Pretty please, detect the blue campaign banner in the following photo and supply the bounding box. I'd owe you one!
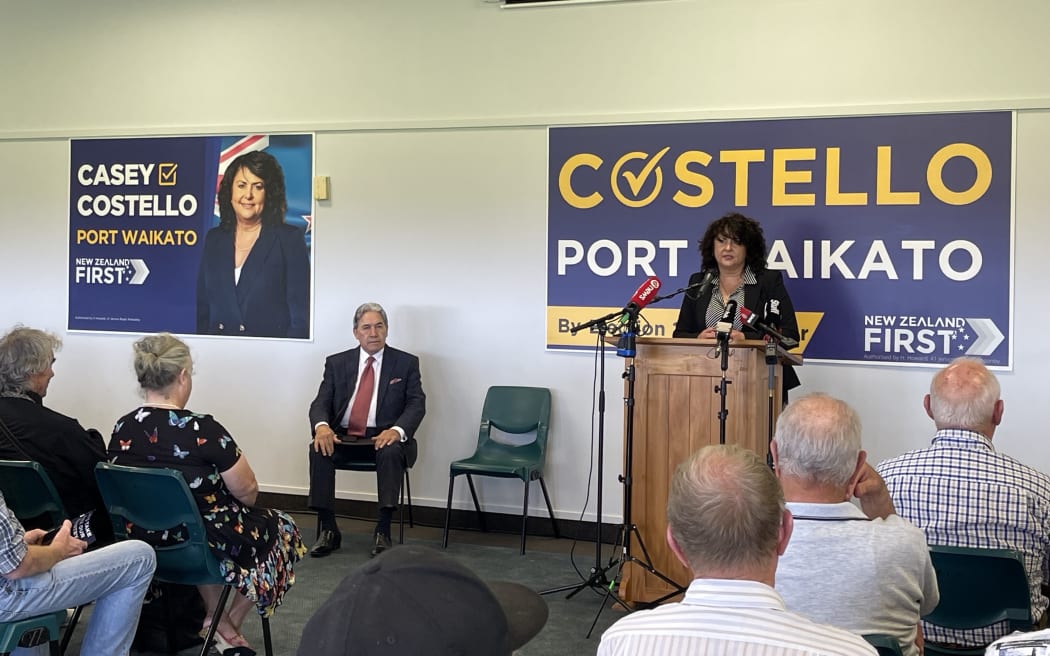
[547,112,1013,367]
[68,134,314,339]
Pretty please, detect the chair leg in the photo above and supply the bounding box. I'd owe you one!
[397,487,406,545]
[539,476,560,538]
[520,479,531,555]
[198,586,233,656]
[261,616,273,656]
[162,584,178,653]
[443,475,455,548]
[466,474,486,532]
[404,470,414,528]
[60,604,85,654]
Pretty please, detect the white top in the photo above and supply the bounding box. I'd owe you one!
[777,501,940,656]
[597,578,876,656]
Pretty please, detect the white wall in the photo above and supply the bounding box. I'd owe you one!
[1,0,1049,522]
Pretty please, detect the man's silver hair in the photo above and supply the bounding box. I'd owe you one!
[928,356,1000,430]
[353,303,388,329]
[0,327,61,395]
[773,393,862,488]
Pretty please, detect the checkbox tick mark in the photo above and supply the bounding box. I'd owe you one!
[621,146,671,196]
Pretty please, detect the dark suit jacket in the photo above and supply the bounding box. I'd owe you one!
[196,222,310,338]
[673,268,801,389]
[308,346,426,466]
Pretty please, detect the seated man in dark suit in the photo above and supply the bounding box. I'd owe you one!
[308,303,426,558]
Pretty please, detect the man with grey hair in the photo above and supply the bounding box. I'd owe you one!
[0,326,111,541]
[773,393,938,656]
[878,357,1050,648]
[598,444,875,656]
[308,303,426,558]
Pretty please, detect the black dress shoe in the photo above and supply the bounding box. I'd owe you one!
[310,530,342,558]
[370,532,392,558]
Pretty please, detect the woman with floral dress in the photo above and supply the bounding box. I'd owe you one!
[109,333,306,654]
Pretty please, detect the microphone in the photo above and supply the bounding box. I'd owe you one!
[569,275,663,336]
[616,275,661,357]
[715,299,738,336]
[762,299,782,328]
[686,270,715,298]
[618,275,662,323]
[739,306,799,349]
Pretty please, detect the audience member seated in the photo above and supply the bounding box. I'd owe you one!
[107,333,307,655]
[0,489,156,656]
[772,393,939,656]
[597,444,876,656]
[0,326,113,542]
[297,544,548,656]
[878,356,1050,647]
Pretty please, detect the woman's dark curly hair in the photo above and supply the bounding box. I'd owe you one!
[699,212,768,273]
[216,150,288,230]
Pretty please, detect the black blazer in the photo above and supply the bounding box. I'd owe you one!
[308,346,427,466]
[673,268,801,390]
[196,223,310,338]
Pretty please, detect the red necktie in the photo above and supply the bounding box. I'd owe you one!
[346,356,375,437]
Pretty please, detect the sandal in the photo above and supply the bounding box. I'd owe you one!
[200,624,256,656]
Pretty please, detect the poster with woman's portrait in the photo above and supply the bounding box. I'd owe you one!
[68,134,314,340]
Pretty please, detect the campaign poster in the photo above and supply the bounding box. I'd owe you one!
[68,134,314,339]
[547,112,1013,368]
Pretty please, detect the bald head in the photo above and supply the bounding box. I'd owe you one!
[926,357,1002,437]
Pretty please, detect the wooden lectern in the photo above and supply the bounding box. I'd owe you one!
[617,338,802,604]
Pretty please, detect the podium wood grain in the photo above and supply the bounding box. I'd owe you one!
[618,338,794,604]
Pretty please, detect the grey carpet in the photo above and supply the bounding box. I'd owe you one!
[61,514,627,655]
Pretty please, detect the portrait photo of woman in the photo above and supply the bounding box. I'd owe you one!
[196,149,311,339]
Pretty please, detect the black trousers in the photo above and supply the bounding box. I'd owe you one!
[307,429,414,513]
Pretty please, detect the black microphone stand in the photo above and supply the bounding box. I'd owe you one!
[764,336,779,466]
[540,316,632,617]
[582,306,687,636]
[715,323,732,445]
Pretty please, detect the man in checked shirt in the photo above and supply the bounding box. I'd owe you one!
[878,356,1050,648]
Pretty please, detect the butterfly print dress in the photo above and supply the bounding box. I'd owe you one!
[108,407,306,617]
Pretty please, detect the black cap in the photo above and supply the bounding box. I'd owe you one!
[297,545,549,655]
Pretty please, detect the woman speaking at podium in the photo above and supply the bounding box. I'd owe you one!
[673,212,800,391]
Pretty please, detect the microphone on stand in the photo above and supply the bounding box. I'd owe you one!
[616,276,662,357]
[739,305,799,349]
[715,299,738,336]
[714,300,737,356]
[686,270,716,299]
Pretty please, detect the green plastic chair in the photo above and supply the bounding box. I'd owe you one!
[94,463,273,656]
[442,386,560,554]
[0,460,84,654]
[0,460,65,530]
[0,610,66,656]
[863,633,904,656]
[923,545,1034,656]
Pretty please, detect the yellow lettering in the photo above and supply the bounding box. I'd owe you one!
[927,143,992,206]
[718,149,765,207]
[558,153,603,209]
[772,148,816,206]
[672,150,714,208]
[825,147,868,206]
[876,146,920,205]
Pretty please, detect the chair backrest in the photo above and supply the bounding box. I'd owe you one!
[0,460,65,528]
[94,462,223,585]
[477,386,552,457]
[923,545,1032,632]
[863,634,904,656]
